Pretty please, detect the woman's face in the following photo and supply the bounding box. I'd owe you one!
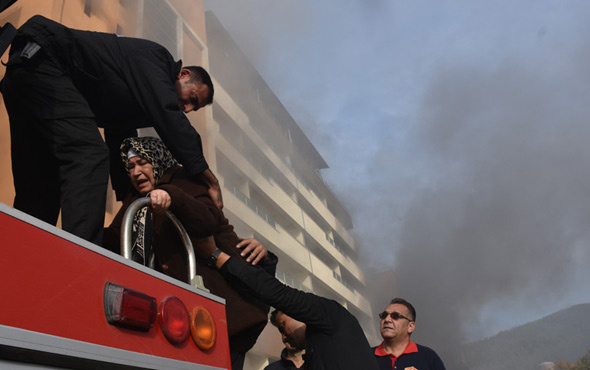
[127,156,155,195]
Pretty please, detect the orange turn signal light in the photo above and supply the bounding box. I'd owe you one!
[190,306,216,351]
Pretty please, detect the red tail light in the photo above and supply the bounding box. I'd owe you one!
[104,282,157,331]
[158,296,190,345]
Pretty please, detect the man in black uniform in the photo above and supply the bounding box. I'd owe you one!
[264,309,305,370]
[197,237,380,370]
[1,15,220,246]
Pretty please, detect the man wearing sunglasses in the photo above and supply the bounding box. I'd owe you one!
[373,298,446,370]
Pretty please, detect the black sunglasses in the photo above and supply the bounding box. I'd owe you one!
[379,311,413,322]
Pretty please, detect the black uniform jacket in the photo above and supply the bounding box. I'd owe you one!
[264,348,302,370]
[221,257,380,370]
[15,15,208,197]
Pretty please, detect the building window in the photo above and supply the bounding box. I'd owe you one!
[225,180,277,229]
[276,269,310,293]
[181,25,204,66]
[325,232,335,246]
[333,271,354,292]
[142,0,179,59]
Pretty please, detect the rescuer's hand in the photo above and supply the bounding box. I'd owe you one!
[198,169,223,210]
[236,238,268,265]
[149,189,171,213]
[208,184,223,210]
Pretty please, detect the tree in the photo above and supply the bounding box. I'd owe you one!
[554,350,590,370]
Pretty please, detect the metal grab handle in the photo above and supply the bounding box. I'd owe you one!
[121,197,206,290]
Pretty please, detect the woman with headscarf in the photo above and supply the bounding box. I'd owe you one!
[103,136,276,370]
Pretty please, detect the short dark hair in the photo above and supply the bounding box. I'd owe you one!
[184,65,214,105]
[270,309,280,327]
[389,298,416,322]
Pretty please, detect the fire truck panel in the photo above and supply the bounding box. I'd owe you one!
[0,203,231,369]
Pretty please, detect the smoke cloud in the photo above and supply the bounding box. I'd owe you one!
[383,60,590,356]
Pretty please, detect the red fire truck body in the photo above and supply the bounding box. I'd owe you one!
[0,202,231,369]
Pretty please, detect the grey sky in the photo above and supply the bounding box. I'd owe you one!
[205,0,590,356]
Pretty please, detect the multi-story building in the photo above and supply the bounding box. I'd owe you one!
[203,11,376,368]
[0,1,377,368]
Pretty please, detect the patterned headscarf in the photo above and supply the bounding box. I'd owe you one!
[120,136,179,267]
[120,136,179,185]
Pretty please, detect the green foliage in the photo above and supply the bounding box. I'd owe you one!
[555,349,590,370]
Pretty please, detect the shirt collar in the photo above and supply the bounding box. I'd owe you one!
[375,340,418,358]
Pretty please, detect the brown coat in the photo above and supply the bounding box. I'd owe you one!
[104,165,275,353]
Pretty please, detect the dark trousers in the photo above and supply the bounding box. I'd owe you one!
[1,46,109,246]
[231,351,246,370]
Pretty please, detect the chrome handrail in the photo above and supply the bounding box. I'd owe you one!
[121,197,207,290]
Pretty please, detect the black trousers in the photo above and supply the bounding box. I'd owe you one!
[1,46,109,246]
[230,351,245,370]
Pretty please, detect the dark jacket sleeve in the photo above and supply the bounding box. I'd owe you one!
[260,251,278,277]
[220,257,338,332]
[120,43,208,176]
[157,183,222,238]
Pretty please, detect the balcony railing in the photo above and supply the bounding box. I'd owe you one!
[224,181,277,229]
[276,269,311,293]
[332,271,354,292]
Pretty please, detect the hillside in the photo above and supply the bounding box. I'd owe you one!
[462,303,590,369]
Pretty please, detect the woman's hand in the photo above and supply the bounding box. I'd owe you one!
[148,189,171,213]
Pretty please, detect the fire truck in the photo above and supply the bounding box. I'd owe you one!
[0,200,232,369]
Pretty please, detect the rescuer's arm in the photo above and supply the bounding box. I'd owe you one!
[122,48,223,210]
[198,168,223,210]
[195,237,335,330]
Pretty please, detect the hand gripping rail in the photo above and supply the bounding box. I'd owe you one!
[120,197,208,291]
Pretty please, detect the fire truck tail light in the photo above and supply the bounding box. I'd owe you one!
[104,282,157,331]
[190,306,216,351]
[158,296,190,345]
